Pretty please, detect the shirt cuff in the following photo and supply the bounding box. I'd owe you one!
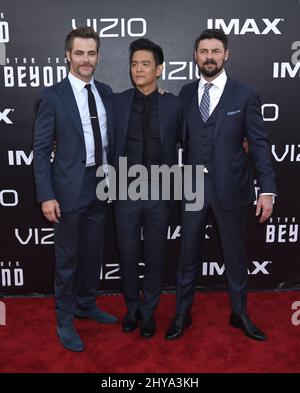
[260,193,276,204]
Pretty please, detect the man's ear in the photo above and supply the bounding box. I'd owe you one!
[224,49,229,62]
[66,50,71,63]
[156,64,163,78]
[194,50,197,62]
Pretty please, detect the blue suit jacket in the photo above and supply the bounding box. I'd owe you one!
[33,77,114,212]
[180,77,277,210]
[113,88,181,168]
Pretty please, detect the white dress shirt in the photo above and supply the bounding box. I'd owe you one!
[197,69,227,116]
[68,72,108,167]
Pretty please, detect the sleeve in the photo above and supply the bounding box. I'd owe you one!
[245,90,277,195]
[32,90,56,203]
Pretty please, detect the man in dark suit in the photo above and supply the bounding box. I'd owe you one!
[165,29,277,341]
[113,39,181,338]
[33,27,118,352]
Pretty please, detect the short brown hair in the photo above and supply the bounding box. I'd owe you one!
[194,29,228,52]
[65,26,100,53]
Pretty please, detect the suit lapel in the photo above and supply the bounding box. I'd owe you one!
[56,78,84,139]
[95,81,114,154]
[212,77,236,141]
[120,89,135,154]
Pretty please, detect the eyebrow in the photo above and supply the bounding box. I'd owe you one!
[73,49,97,53]
[131,60,151,63]
[199,48,222,51]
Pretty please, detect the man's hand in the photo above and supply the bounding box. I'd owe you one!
[243,137,249,154]
[255,195,273,223]
[158,87,166,95]
[42,199,61,223]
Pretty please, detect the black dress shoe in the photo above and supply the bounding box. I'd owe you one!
[122,311,139,332]
[229,313,267,341]
[165,314,192,340]
[140,317,156,339]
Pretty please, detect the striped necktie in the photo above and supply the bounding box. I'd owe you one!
[85,83,103,166]
[199,83,213,123]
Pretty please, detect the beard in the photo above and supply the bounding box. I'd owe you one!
[198,59,225,78]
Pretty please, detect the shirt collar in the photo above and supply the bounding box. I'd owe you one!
[134,87,158,101]
[68,72,95,92]
[198,69,227,91]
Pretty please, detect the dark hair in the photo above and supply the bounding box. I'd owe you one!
[194,29,228,51]
[129,38,164,66]
[65,26,100,53]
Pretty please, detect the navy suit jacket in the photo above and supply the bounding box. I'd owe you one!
[113,88,181,168]
[33,77,114,212]
[180,77,277,210]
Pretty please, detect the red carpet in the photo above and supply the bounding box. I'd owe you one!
[0,291,299,373]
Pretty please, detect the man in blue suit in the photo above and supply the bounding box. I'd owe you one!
[165,29,277,341]
[113,39,181,338]
[33,27,118,352]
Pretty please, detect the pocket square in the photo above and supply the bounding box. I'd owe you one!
[227,109,241,116]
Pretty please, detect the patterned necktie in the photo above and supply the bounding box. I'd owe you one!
[199,83,213,123]
[85,83,103,166]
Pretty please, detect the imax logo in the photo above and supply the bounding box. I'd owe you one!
[202,261,271,276]
[166,224,212,240]
[8,150,33,166]
[207,18,283,35]
[0,108,14,124]
[273,62,300,78]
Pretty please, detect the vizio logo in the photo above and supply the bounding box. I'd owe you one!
[0,109,14,124]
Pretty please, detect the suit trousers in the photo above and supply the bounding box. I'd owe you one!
[176,172,250,316]
[114,195,171,318]
[54,166,108,327]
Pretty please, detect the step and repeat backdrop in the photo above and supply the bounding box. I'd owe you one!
[0,0,299,295]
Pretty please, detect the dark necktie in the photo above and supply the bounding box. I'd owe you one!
[199,83,213,123]
[85,83,102,166]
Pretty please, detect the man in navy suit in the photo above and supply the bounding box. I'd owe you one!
[33,27,118,352]
[113,39,181,338]
[165,29,277,341]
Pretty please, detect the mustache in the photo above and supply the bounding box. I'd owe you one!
[203,60,217,65]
